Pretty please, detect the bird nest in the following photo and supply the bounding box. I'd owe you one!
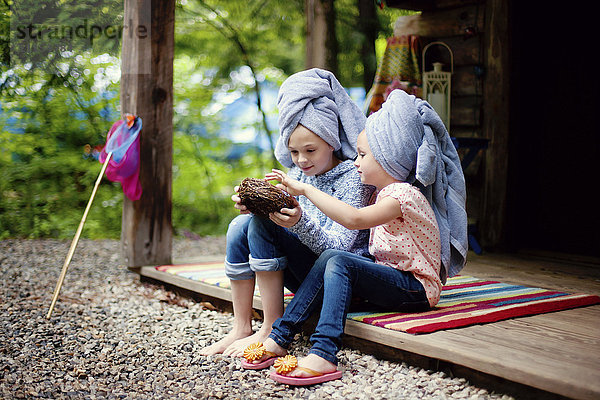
[238,178,296,216]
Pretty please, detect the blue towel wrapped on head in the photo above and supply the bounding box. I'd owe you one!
[276,68,366,167]
[365,89,468,281]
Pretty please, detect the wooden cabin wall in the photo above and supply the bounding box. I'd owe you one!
[391,0,598,260]
[393,1,485,134]
[393,0,491,248]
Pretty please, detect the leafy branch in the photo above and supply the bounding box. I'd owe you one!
[186,0,278,168]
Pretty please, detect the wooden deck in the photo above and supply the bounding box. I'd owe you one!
[137,251,600,400]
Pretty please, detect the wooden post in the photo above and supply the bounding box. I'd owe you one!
[120,0,174,267]
[480,0,510,250]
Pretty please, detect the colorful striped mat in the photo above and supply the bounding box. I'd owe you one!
[347,275,600,333]
[155,262,600,334]
[155,261,295,303]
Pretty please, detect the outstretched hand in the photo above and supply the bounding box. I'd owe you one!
[265,169,307,197]
[265,169,303,227]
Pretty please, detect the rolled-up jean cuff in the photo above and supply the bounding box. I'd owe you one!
[249,255,287,272]
[308,348,338,366]
[268,331,292,350]
[224,260,254,280]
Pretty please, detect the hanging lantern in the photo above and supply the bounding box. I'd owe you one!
[422,41,453,130]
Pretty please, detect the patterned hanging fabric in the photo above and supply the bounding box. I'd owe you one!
[365,35,422,115]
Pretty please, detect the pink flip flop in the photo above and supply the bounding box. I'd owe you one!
[269,355,342,386]
[269,367,342,386]
[241,342,281,370]
[241,354,278,370]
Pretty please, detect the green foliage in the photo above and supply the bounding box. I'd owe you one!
[1,0,416,240]
[5,0,123,68]
[0,53,122,239]
[172,130,270,236]
[0,148,123,239]
[176,0,305,80]
[176,0,411,88]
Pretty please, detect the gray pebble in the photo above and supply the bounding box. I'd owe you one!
[0,238,514,399]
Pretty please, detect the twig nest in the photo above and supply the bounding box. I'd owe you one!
[238,178,296,216]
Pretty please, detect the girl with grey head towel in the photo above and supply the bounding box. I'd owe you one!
[199,68,375,358]
[241,89,467,386]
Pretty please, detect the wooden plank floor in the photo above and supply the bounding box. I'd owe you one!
[138,251,600,400]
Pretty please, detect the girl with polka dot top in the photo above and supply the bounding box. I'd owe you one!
[256,129,441,385]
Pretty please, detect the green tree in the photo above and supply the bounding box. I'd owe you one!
[0,53,123,239]
[1,0,126,239]
[0,0,414,239]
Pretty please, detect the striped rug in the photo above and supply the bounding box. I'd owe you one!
[155,261,295,303]
[347,275,600,333]
[155,262,600,334]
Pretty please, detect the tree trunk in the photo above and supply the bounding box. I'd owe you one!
[120,0,174,267]
[357,0,378,93]
[305,0,338,75]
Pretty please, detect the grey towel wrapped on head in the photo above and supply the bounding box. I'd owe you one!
[275,68,366,167]
[365,89,468,281]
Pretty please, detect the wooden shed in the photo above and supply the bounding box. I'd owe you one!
[120,0,598,267]
[387,0,599,262]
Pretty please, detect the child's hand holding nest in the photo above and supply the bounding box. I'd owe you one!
[237,177,297,217]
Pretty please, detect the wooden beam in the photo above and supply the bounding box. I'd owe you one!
[120,0,174,267]
[393,4,485,38]
[479,0,510,249]
[358,0,378,92]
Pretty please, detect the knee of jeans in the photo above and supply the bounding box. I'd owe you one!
[318,249,351,264]
[225,261,254,280]
[247,214,274,238]
[319,248,339,259]
[226,214,252,242]
[323,255,348,279]
[315,249,342,269]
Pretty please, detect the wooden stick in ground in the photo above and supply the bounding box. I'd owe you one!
[46,152,113,319]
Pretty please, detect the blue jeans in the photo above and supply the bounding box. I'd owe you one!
[269,249,430,365]
[225,214,318,293]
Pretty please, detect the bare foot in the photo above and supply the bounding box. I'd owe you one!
[286,353,337,377]
[199,328,253,356]
[223,327,272,357]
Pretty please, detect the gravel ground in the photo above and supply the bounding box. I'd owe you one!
[0,238,515,399]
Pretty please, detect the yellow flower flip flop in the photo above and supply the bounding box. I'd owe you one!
[241,342,280,370]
